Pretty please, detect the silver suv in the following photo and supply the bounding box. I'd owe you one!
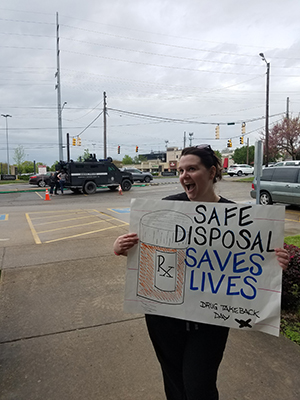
[250,166,300,205]
[227,164,254,177]
[121,168,153,183]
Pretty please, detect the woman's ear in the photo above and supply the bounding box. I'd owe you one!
[209,165,216,180]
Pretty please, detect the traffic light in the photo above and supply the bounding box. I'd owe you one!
[136,146,138,153]
[240,136,244,145]
[227,139,232,148]
[215,125,220,139]
[77,137,81,146]
[241,122,246,135]
[117,145,120,154]
[72,138,76,146]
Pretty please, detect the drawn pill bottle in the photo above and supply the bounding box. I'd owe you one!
[137,210,192,305]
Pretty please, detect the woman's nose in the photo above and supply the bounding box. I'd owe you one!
[180,170,188,179]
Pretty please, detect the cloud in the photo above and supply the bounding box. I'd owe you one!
[0,0,299,165]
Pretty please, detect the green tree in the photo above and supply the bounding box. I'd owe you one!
[133,155,147,164]
[232,146,255,164]
[214,150,222,161]
[122,155,133,165]
[50,161,59,171]
[13,145,26,174]
[21,161,35,173]
[77,148,91,162]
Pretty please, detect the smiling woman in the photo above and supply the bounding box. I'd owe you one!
[178,146,223,202]
[113,144,289,400]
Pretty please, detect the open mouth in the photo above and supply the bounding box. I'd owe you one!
[185,183,195,193]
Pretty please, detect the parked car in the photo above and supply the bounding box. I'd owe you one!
[29,172,51,187]
[121,168,153,183]
[274,161,300,167]
[250,166,300,206]
[227,164,254,176]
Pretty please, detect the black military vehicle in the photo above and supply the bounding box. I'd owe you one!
[56,156,133,195]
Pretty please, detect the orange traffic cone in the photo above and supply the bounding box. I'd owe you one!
[118,185,123,195]
[44,189,51,201]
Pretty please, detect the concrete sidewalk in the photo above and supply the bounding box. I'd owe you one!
[0,224,300,400]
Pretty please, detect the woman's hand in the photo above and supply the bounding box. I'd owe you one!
[275,248,289,271]
[113,233,139,256]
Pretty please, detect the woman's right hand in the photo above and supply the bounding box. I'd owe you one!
[113,233,139,256]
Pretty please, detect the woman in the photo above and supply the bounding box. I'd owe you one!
[58,170,67,195]
[113,145,289,400]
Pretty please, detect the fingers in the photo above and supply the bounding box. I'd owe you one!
[275,248,290,271]
[114,233,139,256]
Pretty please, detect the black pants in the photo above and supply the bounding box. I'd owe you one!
[145,314,229,400]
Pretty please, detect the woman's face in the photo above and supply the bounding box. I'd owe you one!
[178,154,216,202]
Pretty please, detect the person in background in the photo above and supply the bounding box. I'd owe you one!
[49,172,56,196]
[58,169,67,195]
[113,145,289,400]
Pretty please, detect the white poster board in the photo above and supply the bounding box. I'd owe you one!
[124,199,285,337]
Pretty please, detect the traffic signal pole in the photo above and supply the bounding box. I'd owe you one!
[67,133,70,161]
[103,92,107,159]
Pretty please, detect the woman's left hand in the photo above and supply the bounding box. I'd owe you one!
[275,248,289,270]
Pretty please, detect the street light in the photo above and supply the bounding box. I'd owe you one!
[259,53,270,166]
[1,114,12,174]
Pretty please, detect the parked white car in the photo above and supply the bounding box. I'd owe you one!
[227,164,254,176]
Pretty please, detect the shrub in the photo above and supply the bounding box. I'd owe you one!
[282,244,300,311]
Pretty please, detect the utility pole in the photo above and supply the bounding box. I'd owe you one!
[246,137,249,164]
[189,132,194,146]
[183,131,186,148]
[286,97,289,119]
[103,91,107,159]
[1,114,12,174]
[259,53,270,166]
[56,12,63,161]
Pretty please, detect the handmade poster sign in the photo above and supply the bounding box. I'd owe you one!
[124,198,285,337]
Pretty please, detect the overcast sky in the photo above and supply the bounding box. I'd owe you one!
[0,0,300,166]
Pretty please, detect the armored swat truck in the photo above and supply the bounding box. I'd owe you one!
[56,156,133,195]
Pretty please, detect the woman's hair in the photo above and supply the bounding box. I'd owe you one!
[180,145,223,183]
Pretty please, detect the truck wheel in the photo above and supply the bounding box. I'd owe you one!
[83,181,97,194]
[121,179,132,191]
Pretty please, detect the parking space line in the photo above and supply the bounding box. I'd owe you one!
[285,210,300,222]
[30,211,88,221]
[25,213,42,244]
[43,222,128,243]
[37,218,117,234]
[25,209,129,244]
[35,192,44,199]
[285,218,300,223]
[108,208,130,214]
[33,214,100,226]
